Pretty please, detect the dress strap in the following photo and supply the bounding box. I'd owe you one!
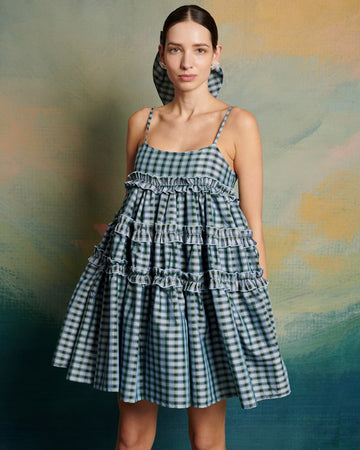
[144,107,154,143]
[213,106,233,145]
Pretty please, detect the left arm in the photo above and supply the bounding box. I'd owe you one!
[233,109,268,281]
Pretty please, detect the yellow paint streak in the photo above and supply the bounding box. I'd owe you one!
[205,0,360,61]
[302,252,354,275]
[295,170,360,242]
[285,250,359,314]
[263,225,301,277]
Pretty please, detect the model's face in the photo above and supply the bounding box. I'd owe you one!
[159,20,221,94]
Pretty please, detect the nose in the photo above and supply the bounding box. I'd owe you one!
[180,50,193,69]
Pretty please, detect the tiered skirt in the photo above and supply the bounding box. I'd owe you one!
[53,172,291,409]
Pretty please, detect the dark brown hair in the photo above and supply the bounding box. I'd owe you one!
[160,4,218,50]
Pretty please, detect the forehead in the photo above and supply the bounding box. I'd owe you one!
[166,20,212,44]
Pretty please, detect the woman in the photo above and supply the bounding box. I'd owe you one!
[53,4,291,450]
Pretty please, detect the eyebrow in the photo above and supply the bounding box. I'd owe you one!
[167,42,210,47]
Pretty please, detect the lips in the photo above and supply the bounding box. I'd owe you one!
[179,74,197,81]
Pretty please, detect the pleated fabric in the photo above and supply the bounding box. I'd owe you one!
[52,106,291,409]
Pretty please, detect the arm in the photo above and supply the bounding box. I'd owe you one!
[125,107,151,181]
[233,109,269,281]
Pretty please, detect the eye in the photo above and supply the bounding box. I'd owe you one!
[197,48,206,54]
[169,47,180,53]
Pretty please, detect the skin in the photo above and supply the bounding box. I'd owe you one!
[117,18,268,450]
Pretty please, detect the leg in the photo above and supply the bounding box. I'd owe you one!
[115,394,159,450]
[187,399,227,450]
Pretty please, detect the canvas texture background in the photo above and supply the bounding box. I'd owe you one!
[0,1,359,448]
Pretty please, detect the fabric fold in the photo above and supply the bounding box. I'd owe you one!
[114,213,255,247]
[52,132,291,410]
[125,171,239,203]
[87,245,269,292]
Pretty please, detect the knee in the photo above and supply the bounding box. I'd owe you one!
[117,420,156,450]
[116,398,158,449]
[117,428,155,450]
[189,430,225,450]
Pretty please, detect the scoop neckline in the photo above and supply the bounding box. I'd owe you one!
[141,140,237,176]
[145,139,217,154]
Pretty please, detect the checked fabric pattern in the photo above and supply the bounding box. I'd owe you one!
[152,51,224,105]
[52,106,291,409]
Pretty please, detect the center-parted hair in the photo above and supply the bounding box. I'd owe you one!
[160,4,218,50]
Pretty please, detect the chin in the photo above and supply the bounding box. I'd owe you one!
[173,77,209,93]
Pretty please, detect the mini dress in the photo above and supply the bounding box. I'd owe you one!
[52,106,291,409]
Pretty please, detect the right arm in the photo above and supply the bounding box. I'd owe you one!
[125,107,152,181]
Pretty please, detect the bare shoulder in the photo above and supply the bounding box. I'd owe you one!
[126,107,153,151]
[128,106,152,129]
[228,106,262,155]
[229,106,260,133]
[125,107,152,160]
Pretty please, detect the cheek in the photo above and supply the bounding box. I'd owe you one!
[199,54,212,68]
[165,60,178,77]
[165,56,180,71]
[199,58,212,76]
[164,65,178,85]
[203,58,212,68]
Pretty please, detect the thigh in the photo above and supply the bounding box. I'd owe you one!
[187,398,227,435]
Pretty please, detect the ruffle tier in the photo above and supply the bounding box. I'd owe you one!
[125,170,239,203]
[88,244,269,293]
[113,212,256,246]
[52,170,291,409]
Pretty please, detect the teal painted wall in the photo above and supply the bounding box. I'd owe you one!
[1,1,359,448]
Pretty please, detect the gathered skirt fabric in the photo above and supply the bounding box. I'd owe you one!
[52,107,291,409]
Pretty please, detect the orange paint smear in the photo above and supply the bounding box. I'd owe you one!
[206,0,360,64]
[0,91,117,195]
[295,170,360,242]
[263,225,302,277]
[302,252,356,275]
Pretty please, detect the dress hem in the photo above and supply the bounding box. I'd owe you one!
[53,364,291,410]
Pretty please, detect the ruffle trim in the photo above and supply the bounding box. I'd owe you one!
[88,246,269,293]
[124,171,238,203]
[114,214,255,247]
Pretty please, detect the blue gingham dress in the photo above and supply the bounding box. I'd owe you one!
[53,106,291,409]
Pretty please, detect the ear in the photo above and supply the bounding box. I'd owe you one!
[158,44,165,62]
[212,44,223,64]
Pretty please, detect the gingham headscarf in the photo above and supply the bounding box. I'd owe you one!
[152,50,224,105]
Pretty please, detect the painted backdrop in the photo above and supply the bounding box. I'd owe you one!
[1,1,359,448]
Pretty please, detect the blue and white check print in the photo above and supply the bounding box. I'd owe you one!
[153,51,224,105]
[53,106,291,409]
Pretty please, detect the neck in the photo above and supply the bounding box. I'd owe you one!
[169,86,218,117]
